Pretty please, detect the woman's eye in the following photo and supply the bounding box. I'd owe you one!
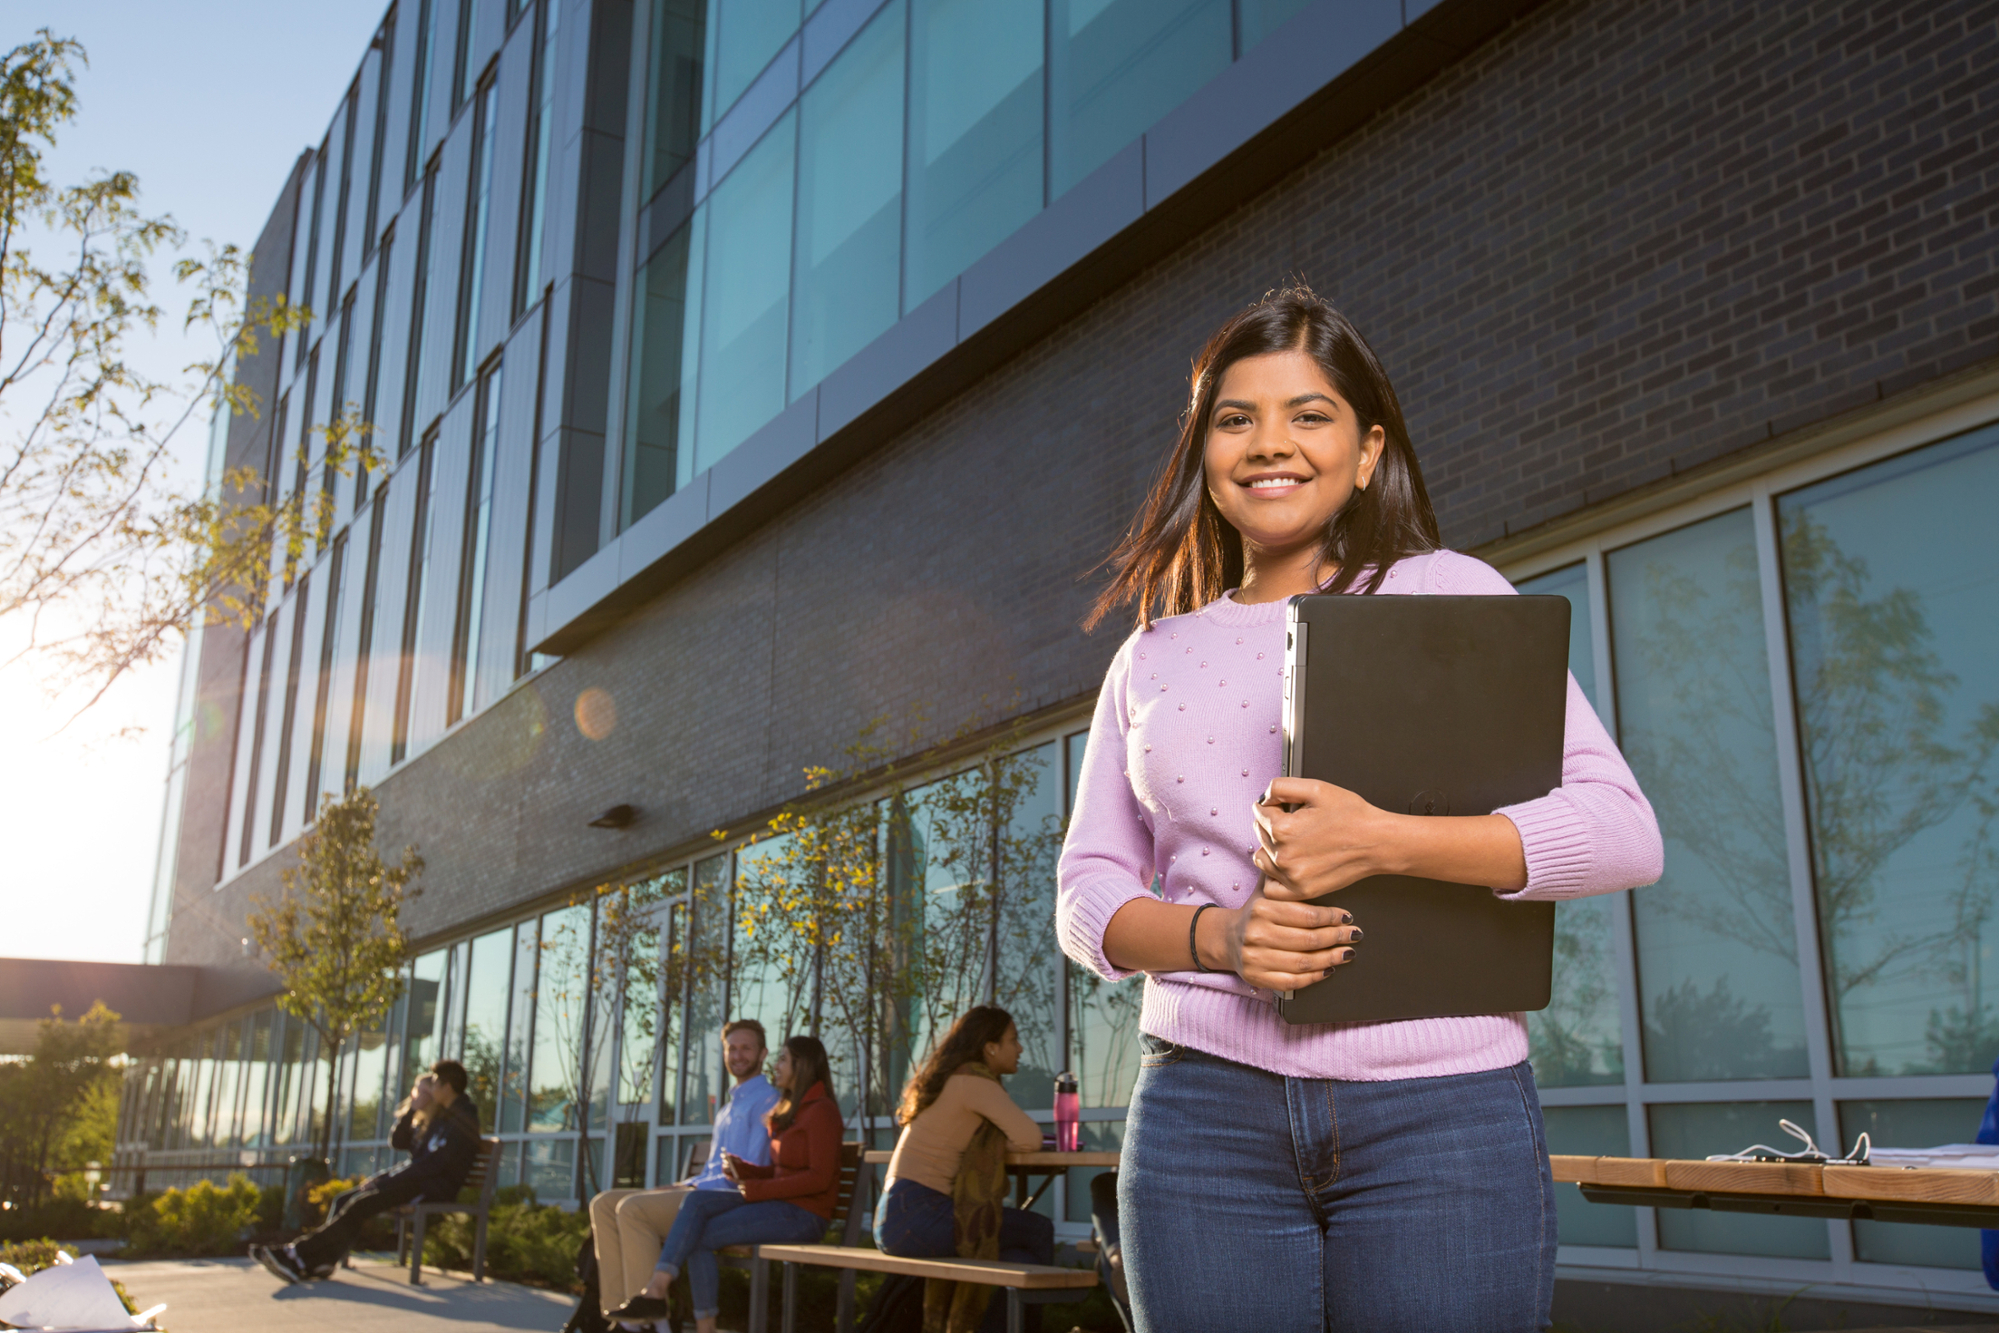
[1217,412,1250,428]
[1295,412,1330,425]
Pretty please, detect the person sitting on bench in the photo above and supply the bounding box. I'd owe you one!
[588,1019,778,1327]
[608,1036,841,1333]
[876,1006,1052,1333]
[253,1060,481,1283]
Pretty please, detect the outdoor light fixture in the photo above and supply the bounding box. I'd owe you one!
[588,804,638,830]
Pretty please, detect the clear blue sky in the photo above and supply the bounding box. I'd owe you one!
[2,3,391,963]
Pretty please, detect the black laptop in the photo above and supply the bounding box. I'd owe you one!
[1274,593,1570,1025]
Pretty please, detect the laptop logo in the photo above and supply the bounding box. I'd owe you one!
[1408,789,1450,816]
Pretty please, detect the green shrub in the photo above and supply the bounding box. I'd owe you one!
[0,1198,116,1244]
[125,1176,262,1257]
[420,1191,590,1291]
[256,1184,284,1231]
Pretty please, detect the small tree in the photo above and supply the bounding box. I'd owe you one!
[0,1001,122,1206]
[2,32,373,714]
[247,787,422,1162]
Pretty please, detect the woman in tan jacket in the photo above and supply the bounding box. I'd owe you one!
[876,1006,1053,1331]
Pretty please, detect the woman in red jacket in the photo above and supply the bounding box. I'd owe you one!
[609,1036,840,1333]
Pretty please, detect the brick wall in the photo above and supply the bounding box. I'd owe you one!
[168,0,1999,963]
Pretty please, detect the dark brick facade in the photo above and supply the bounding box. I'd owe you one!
[169,0,1999,964]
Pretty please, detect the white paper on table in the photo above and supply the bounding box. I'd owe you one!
[0,1255,159,1332]
[1868,1143,1999,1171]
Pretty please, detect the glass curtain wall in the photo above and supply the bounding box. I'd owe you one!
[1498,419,1999,1275]
[619,0,1358,533]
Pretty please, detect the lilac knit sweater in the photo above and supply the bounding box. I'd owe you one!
[1055,549,1663,1081]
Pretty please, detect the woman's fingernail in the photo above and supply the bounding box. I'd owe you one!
[1350,928,1364,941]
[1343,948,1357,962]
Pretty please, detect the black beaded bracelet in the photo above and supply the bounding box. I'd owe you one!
[1189,903,1217,973]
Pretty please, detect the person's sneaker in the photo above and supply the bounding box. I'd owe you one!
[252,1244,306,1285]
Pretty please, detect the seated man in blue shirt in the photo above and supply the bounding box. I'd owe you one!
[589,1019,779,1326]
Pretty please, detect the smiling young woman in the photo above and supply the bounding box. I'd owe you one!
[1057,286,1662,1333]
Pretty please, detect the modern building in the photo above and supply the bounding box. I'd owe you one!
[115,0,1997,1318]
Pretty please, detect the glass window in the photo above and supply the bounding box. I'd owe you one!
[455,80,500,394]
[1609,510,1808,1081]
[503,919,540,1131]
[892,778,994,1075]
[1648,1102,1829,1258]
[623,214,702,526]
[643,0,705,199]
[994,743,1062,1110]
[461,925,514,1119]
[905,0,1042,310]
[734,831,817,1042]
[405,949,448,1079]
[790,0,904,397]
[452,363,503,721]
[680,853,733,1124]
[708,0,800,128]
[515,0,562,313]
[391,431,438,766]
[1838,1098,1984,1268]
[621,872,684,1108]
[240,1011,275,1148]
[525,1136,576,1200]
[1047,0,1229,200]
[650,899,687,1124]
[1541,1105,1635,1247]
[532,904,593,1131]
[1517,564,1621,1087]
[695,113,795,471]
[302,535,347,823]
[347,1017,389,1141]
[406,0,439,192]
[401,165,439,457]
[1779,427,1999,1077]
[1237,0,1314,50]
[211,1022,244,1148]
[345,486,390,791]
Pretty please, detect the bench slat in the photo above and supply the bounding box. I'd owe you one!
[757,1244,1097,1290]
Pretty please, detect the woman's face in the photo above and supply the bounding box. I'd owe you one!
[771,1047,795,1095]
[982,1023,1024,1076]
[1202,348,1384,561]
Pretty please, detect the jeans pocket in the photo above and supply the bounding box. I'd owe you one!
[1138,1032,1182,1067]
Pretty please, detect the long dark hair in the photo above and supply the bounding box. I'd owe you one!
[1087,285,1440,629]
[766,1035,833,1134]
[896,1005,1014,1126]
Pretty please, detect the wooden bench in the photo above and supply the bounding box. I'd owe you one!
[757,1244,1097,1333]
[397,1136,500,1285]
[671,1138,869,1333]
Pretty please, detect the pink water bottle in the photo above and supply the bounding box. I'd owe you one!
[1054,1071,1080,1151]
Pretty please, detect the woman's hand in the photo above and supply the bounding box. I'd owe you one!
[1253,776,1531,894]
[720,1152,744,1183]
[410,1076,436,1111]
[1252,777,1398,899]
[1202,881,1361,990]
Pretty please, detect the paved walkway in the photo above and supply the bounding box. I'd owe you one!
[103,1256,577,1333]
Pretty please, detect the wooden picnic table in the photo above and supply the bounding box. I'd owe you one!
[863,1149,1121,1210]
[1551,1155,1999,1229]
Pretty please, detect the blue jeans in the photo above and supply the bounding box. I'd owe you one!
[1120,1035,1556,1333]
[875,1177,1055,1333]
[654,1188,826,1318]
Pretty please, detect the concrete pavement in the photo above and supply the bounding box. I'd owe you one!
[102,1256,576,1333]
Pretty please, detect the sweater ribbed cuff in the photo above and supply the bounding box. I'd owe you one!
[1495,791,1595,900]
[1057,873,1159,982]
